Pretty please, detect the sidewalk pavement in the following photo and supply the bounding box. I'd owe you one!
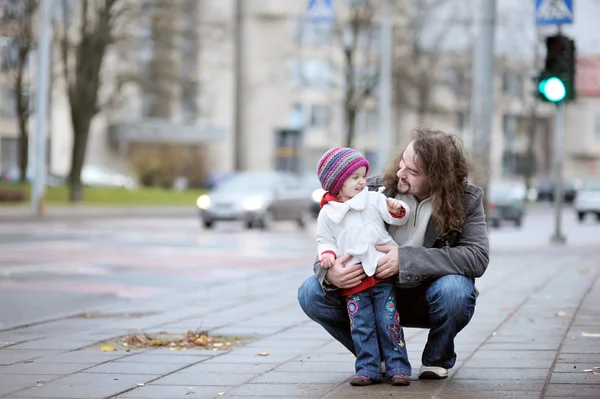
[0,206,195,222]
[1,246,599,399]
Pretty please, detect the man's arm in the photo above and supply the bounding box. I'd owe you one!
[396,186,489,282]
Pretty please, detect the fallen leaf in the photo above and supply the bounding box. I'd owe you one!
[581,332,600,338]
[257,352,269,356]
[36,383,43,387]
[137,383,145,387]
[492,332,497,336]
[217,393,225,396]
[556,311,568,317]
[196,335,210,346]
[579,268,589,275]
[584,369,594,373]
[213,343,224,348]
[101,344,117,352]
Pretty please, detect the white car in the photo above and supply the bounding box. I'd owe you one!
[81,165,138,190]
[574,179,600,222]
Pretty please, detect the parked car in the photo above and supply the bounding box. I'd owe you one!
[488,185,525,228]
[574,179,600,222]
[196,170,312,230]
[0,165,65,187]
[300,173,325,218]
[81,165,138,190]
[536,178,577,203]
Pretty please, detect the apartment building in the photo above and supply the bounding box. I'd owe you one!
[1,0,598,184]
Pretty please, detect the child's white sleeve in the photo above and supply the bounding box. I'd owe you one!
[316,212,338,257]
[374,192,410,226]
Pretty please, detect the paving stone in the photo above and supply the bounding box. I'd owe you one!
[6,337,97,351]
[203,351,300,364]
[273,360,355,374]
[468,350,557,360]
[0,362,95,375]
[478,342,561,351]
[553,363,599,373]
[224,382,339,397]
[433,391,543,399]
[113,384,234,398]
[545,383,600,397]
[453,367,549,380]
[31,350,128,364]
[0,349,64,365]
[82,361,188,375]
[0,374,62,397]
[462,357,555,369]
[151,372,257,386]
[550,372,600,384]
[439,380,545,391]
[114,353,211,364]
[250,371,352,384]
[179,362,278,375]
[10,373,159,398]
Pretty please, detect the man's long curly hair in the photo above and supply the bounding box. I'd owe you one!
[382,129,470,235]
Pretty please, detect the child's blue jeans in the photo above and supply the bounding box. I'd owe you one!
[346,281,411,380]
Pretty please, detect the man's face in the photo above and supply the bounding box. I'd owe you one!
[396,141,430,200]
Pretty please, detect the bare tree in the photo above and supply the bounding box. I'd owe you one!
[1,0,37,182]
[334,0,381,147]
[54,0,184,201]
[391,0,473,127]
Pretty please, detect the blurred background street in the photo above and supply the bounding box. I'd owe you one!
[0,202,598,330]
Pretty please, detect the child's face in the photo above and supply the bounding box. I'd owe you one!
[338,166,367,202]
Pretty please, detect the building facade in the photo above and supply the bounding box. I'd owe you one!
[1,0,599,185]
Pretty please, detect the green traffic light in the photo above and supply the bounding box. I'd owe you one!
[538,77,566,102]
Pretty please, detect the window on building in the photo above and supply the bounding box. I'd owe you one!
[289,104,304,129]
[1,39,20,71]
[357,108,378,134]
[292,59,332,88]
[308,105,329,128]
[0,138,18,170]
[502,71,524,98]
[444,67,465,96]
[0,86,16,117]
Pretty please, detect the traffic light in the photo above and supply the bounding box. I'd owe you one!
[538,34,576,103]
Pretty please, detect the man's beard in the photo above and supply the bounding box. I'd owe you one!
[397,180,410,194]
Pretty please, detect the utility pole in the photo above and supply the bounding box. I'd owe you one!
[233,0,244,171]
[376,0,392,174]
[550,101,566,243]
[31,0,53,216]
[469,0,496,205]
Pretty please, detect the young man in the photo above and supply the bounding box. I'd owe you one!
[298,129,490,380]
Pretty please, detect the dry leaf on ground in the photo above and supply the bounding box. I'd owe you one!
[581,332,600,338]
[100,344,117,352]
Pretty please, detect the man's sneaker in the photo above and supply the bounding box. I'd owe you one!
[349,375,375,386]
[391,374,410,386]
[418,365,448,379]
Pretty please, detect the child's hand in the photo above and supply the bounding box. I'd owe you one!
[386,197,405,214]
[319,253,335,268]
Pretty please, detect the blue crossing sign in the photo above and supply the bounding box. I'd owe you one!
[307,0,334,23]
[535,0,573,25]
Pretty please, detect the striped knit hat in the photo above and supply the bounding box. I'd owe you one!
[317,147,370,196]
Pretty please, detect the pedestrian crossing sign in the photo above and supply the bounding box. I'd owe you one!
[535,0,573,25]
[307,0,334,23]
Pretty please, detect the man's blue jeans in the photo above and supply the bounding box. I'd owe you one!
[298,274,476,369]
[346,282,411,380]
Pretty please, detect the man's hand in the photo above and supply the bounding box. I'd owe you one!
[375,244,399,279]
[325,254,366,289]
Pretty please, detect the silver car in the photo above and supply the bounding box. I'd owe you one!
[574,179,600,222]
[196,171,312,229]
